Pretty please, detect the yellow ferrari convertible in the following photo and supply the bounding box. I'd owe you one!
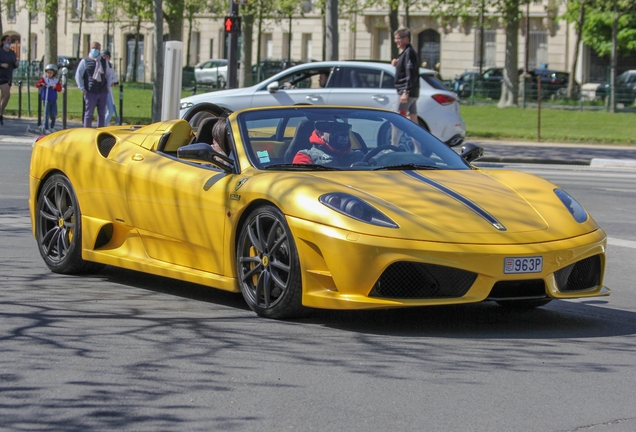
[29,105,609,318]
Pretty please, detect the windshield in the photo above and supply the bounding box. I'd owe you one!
[237,107,469,171]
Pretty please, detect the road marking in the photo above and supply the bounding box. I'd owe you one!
[0,137,37,145]
[607,237,636,249]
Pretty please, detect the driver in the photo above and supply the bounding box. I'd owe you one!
[292,121,364,166]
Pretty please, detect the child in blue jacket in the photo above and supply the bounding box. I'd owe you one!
[35,64,63,133]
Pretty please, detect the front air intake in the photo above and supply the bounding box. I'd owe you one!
[554,255,601,292]
[97,134,117,158]
[369,262,477,299]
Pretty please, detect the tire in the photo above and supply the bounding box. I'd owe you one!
[495,299,552,310]
[236,205,306,319]
[36,174,104,274]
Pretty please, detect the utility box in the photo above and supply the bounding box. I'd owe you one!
[162,41,184,121]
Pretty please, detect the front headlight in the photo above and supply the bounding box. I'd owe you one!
[180,101,194,110]
[319,193,398,228]
[554,189,588,223]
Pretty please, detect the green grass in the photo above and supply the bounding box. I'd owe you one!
[8,82,635,145]
[461,104,636,145]
[6,82,195,125]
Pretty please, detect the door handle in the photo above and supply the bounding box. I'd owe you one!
[306,95,322,102]
[132,154,144,161]
[372,95,388,102]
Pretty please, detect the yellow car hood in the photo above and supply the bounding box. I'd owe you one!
[254,168,600,245]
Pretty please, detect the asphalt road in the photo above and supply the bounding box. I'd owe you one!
[1,135,636,431]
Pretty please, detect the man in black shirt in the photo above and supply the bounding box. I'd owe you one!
[391,28,420,124]
[0,35,19,125]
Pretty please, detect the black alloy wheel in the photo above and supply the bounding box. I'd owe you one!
[36,174,103,274]
[236,205,305,319]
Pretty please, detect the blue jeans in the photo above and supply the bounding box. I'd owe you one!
[44,100,58,130]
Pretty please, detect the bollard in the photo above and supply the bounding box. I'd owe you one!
[192,82,197,95]
[61,67,68,130]
[17,81,22,119]
[118,83,123,125]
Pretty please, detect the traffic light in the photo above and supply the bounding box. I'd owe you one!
[224,16,241,34]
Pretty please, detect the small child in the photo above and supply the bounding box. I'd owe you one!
[35,64,63,133]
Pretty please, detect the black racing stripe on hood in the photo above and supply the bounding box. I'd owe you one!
[404,170,507,231]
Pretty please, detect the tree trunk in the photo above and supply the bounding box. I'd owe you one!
[567,0,585,99]
[325,0,338,60]
[240,12,254,87]
[186,18,192,66]
[287,14,292,61]
[76,0,85,60]
[389,5,399,60]
[609,0,617,113]
[164,0,184,42]
[44,0,59,68]
[498,0,520,107]
[152,0,164,123]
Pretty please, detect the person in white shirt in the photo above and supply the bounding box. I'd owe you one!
[102,50,119,125]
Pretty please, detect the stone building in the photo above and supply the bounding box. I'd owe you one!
[3,0,634,86]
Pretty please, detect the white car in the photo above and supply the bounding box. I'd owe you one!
[180,61,466,146]
[194,59,228,88]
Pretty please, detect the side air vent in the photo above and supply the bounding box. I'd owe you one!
[555,255,601,292]
[97,134,117,158]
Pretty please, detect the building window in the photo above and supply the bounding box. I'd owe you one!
[261,33,273,59]
[474,28,496,68]
[7,0,17,23]
[375,28,390,61]
[301,34,312,62]
[190,32,200,66]
[529,30,548,70]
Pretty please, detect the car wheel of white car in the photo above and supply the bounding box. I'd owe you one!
[236,205,306,319]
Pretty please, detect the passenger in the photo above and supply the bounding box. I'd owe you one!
[211,117,229,156]
[292,121,364,167]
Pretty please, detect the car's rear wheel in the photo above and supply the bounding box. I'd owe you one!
[236,205,306,319]
[495,299,552,309]
[36,174,104,274]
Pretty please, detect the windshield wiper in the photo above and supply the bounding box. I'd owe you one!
[265,163,342,171]
[372,163,440,171]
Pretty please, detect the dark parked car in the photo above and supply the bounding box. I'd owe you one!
[57,56,80,73]
[595,70,636,105]
[452,67,520,99]
[526,69,577,99]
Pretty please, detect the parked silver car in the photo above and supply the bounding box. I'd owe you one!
[194,59,228,88]
[180,61,466,146]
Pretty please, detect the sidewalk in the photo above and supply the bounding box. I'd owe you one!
[0,116,84,143]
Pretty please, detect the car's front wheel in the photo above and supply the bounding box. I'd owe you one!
[236,205,305,319]
[36,174,104,274]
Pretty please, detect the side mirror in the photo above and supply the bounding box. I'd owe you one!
[459,142,484,163]
[267,81,280,93]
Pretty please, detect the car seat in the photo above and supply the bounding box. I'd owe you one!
[196,117,220,145]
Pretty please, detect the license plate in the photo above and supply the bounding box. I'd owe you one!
[504,256,543,274]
